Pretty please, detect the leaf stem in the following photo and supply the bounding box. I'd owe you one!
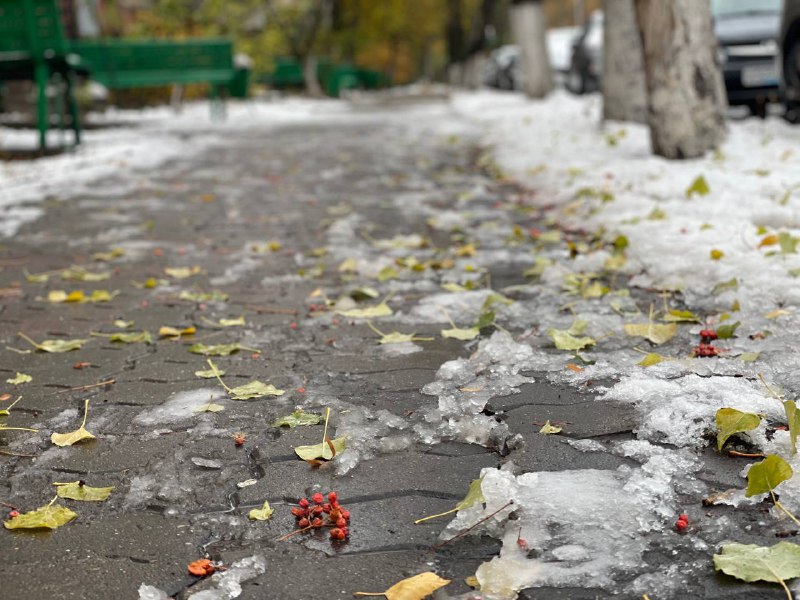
[433,501,514,550]
[771,491,800,528]
[80,399,90,429]
[366,321,385,338]
[207,359,232,393]
[17,332,42,350]
[320,407,331,448]
[414,507,458,524]
[0,426,39,432]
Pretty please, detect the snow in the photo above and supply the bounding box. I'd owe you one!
[188,555,267,599]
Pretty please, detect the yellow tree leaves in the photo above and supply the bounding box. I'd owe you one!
[51,399,96,447]
[354,572,451,600]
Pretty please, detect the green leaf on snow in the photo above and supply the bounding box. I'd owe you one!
[686,175,710,198]
[715,408,761,452]
[638,353,667,367]
[294,437,347,462]
[441,326,480,341]
[746,454,793,497]
[712,278,739,295]
[662,309,701,323]
[784,401,800,456]
[717,321,741,340]
[623,322,676,345]
[547,328,595,351]
[414,477,485,523]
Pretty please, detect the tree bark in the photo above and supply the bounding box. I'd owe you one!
[634,0,727,159]
[510,0,553,98]
[602,0,647,122]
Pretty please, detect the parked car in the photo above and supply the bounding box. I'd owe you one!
[566,10,603,95]
[782,0,800,121]
[714,0,783,117]
[565,1,783,116]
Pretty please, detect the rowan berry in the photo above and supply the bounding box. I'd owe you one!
[298,518,310,528]
[694,343,719,358]
[340,526,349,537]
[699,329,718,340]
[8,510,19,519]
[336,518,347,528]
[291,507,307,518]
[328,492,337,503]
[330,527,346,540]
[675,514,689,532]
[341,509,350,521]
[290,322,298,330]
[298,498,310,509]
[322,503,332,513]
[311,518,323,528]
[312,492,324,504]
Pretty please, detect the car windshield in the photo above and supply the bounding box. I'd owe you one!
[712,0,781,16]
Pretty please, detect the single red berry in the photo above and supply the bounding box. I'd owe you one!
[8,510,19,519]
[699,329,718,340]
[297,387,306,394]
[340,526,349,536]
[298,498,310,509]
[322,503,332,513]
[341,509,350,521]
[298,518,310,528]
[311,518,323,528]
[290,322,298,330]
[312,493,324,504]
[312,505,324,516]
[517,538,529,551]
[328,492,337,503]
[291,507,307,518]
[336,517,347,528]
[330,527,345,540]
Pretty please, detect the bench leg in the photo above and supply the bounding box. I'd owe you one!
[34,62,49,152]
[65,72,81,146]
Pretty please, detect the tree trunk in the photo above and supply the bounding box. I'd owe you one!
[303,56,323,97]
[510,0,552,98]
[634,0,727,159]
[602,0,647,123]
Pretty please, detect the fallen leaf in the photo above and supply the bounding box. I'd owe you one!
[338,257,358,273]
[759,234,779,248]
[547,329,595,351]
[51,399,95,447]
[18,332,88,353]
[92,247,124,262]
[219,316,246,327]
[662,309,701,323]
[272,410,322,428]
[54,481,113,501]
[354,572,450,600]
[367,322,433,345]
[784,401,800,456]
[717,321,741,340]
[158,325,196,339]
[228,381,285,400]
[539,420,562,434]
[104,331,152,344]
[179,290,229,303]
[24,270,50,283]
[295,436,347,462]
[192,402,225,413]
[164,266,202,279]
[623,322,676,345]
[337,301,392,319]
[248,501,275,521]
[61,266,111,282]
[3,503,77,530]
[715,408,761,451]
[712,278,739,295]
[113,319,134,329]
[686,175,710,198]
[714,542,800,588]
[710,249,724,260]
[746,454,793,497]
[766,309,791,320]
[566,363,583,373]
[188,342,248,356]
[6,373,32,385]
[638,353,666,367]
[195,368,226,378]
[740,352,760,362]
[441,326,480,341]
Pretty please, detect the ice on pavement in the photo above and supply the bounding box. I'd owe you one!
[187,555,267,599]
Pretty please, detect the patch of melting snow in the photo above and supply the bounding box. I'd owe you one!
[133,388,226,427]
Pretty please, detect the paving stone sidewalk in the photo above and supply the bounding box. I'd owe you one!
[0,101,782,600]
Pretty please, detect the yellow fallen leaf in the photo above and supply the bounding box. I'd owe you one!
[623,322,676,345]
[158,325,197,339]
[338,258,358,273]
[248,501,275,521]
[354,572,451,600]
[4,502,76,530]
[337,301,392,319]
[164,266,203,279]
[6,372,32,385]
[51,399,95,446]
[539,420,562,434]
[766,309,790,319]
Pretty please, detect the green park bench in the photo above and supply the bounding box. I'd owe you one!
[268,57,390,98]
[0,0,249,152]
[0,0,82,150]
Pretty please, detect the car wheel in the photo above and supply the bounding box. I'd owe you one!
[784,38,800,123]
[567,65,585,95]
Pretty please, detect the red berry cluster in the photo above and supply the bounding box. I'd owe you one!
[694,329,719,358]
[291,492,351,541]
[675,513,689,532]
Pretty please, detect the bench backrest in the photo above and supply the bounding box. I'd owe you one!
[70,38,235,87]
[0,0,68,59]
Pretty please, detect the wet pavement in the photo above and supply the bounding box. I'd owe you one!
[0,99,788,599]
